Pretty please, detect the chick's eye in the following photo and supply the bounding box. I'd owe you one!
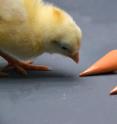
[61,46,68,50]
[60,43,70,51]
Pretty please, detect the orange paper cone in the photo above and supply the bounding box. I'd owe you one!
[110,86,117,95]
[80,50,117,77]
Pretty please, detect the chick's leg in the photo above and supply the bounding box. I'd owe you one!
[0,50,48,75]
[0,71,8,76]
[0,57,8,76]
[3,60,33,71]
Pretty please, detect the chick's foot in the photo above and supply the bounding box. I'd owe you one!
[7,60,48,75]
[0,50,48,75]
[3,60,33,72]
[0,71,8,77]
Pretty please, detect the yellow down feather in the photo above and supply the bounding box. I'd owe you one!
[0,0,82,61]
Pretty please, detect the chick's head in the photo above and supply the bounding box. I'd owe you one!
[40,7,82,63]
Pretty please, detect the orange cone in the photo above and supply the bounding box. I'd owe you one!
[110,86,117,95]
[80,50,117,77]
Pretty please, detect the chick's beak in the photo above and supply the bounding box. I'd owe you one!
[69,52,79,63]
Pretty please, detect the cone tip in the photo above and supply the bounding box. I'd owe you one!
[79,71,88,77]
[80,66,97,77]
[110,86,117,95]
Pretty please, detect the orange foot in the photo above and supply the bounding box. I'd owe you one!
[0,71,8,77]
[0,50,48,76]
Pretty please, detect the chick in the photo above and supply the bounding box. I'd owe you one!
[0,0,82,75]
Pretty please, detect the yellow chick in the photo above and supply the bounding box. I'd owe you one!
[0,0,82,75]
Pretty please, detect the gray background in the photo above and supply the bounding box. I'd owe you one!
[0,0,117,124]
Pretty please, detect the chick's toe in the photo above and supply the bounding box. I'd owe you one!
[0,50,49,76]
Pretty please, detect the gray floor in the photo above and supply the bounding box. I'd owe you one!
[0,0,117,124]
